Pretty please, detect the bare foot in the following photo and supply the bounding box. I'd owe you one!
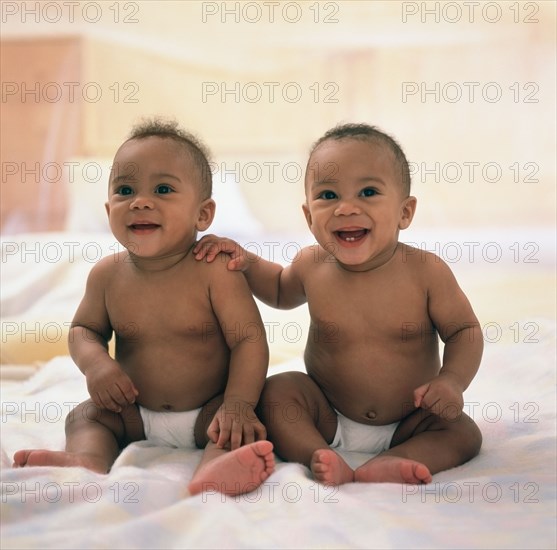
[354,455,432,484]
[310,449,354,486]
[188,440,275,496]
[13,449,108,473]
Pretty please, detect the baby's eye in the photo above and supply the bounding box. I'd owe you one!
[155,184,173,194]
[318,190,337,200]
[117,185,134,196]
[360,187,377,197]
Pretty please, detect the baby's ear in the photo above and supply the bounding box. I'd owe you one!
[196,198,216,231]
[302,202,312,230]
[399,196,417,230]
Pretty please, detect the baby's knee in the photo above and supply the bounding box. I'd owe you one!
[261,371,306,400]
[466,417,482,457]
[259,371,330,429]
[453,414,483,459]
[65,399,98,430]
[258,377,289,424]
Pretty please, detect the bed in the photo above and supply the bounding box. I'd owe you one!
[1,178,556,549]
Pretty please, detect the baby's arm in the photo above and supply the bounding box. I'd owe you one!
[69,258,138,412]
[204,259,271,449]
[194,234,306,309]
[414,255,483,420]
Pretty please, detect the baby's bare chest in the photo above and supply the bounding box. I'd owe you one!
[304,268,431,342]
[105,271,216,340]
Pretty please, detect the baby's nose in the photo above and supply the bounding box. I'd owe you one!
[334,199,361,216]
[130,194,154,209]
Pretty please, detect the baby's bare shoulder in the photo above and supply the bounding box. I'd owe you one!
[86,252,127,281]
[398,243,457,281]
[196,251,249,286]
[196,251,240,274]
[278,244,325,285]
[292,244,326,269]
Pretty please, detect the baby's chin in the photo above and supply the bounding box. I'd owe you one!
[334,247,399,272]
[335,259,377,272]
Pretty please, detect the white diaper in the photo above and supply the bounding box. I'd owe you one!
[139,405,201,449]
[331,410,399,455]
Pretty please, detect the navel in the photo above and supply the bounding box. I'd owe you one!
[162,404,173,411]
[366,410,377,420]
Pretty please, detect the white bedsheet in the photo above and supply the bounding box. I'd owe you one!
[1,325,556,549]
[1,228,556,549]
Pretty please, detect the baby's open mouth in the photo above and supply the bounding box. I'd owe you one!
[129,223,160,232]
[335,229,369,242]
[130,223,159,229]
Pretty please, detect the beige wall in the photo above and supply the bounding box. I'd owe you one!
[1,37,83,232]
[1,1,555,234]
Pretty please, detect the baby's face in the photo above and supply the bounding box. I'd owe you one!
[106,136,213,259]
[302,138,414,271]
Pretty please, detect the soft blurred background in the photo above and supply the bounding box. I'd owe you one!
[1,0,555,365]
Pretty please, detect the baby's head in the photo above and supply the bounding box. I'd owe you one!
[122,118,213,201]
[306,123,411,198]
[107,118,216,258]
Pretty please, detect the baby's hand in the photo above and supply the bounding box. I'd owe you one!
[85,360,139,413]
[193,234,248,272]
[413,373,464,421]
[207,399,267,450]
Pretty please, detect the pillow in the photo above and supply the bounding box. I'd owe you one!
[65,158,112,233]
[206,172,263,238]
[64,158,263,238]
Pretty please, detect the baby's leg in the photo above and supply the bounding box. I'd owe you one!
[13,399,144,473]
[188,395,275,496]
[354,455,432,484]
[188,440,275,496]
[310,449,354,486]
[259,372,353,486]
[354,409,482,484]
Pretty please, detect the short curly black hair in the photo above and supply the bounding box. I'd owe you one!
[127,117,213,199]
[309,123,411,196]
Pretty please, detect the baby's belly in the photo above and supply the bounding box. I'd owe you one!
[306,348,439,425]
[132,376,221,412]
[119,348,228,412]
[317,374,417,425]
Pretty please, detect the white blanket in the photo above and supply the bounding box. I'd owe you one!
[2,228,556,548]
[1,324,556,549]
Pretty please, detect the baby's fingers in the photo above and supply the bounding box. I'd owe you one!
[228,256,247,272]
[194,236,232,263]
[415,385,442,414]
[206,417,220,444]
[96,390,122,412]
[230,423,245,450]
[216,423,232,449]
[413,383,430,408]
[252,421,267,442]
[117,380,139,405]
[414,385,462,420]
[195,243,218,262]
[209,414,232,448]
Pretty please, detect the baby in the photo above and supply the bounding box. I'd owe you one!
[195,123,483,486]
[13,118,274,496]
